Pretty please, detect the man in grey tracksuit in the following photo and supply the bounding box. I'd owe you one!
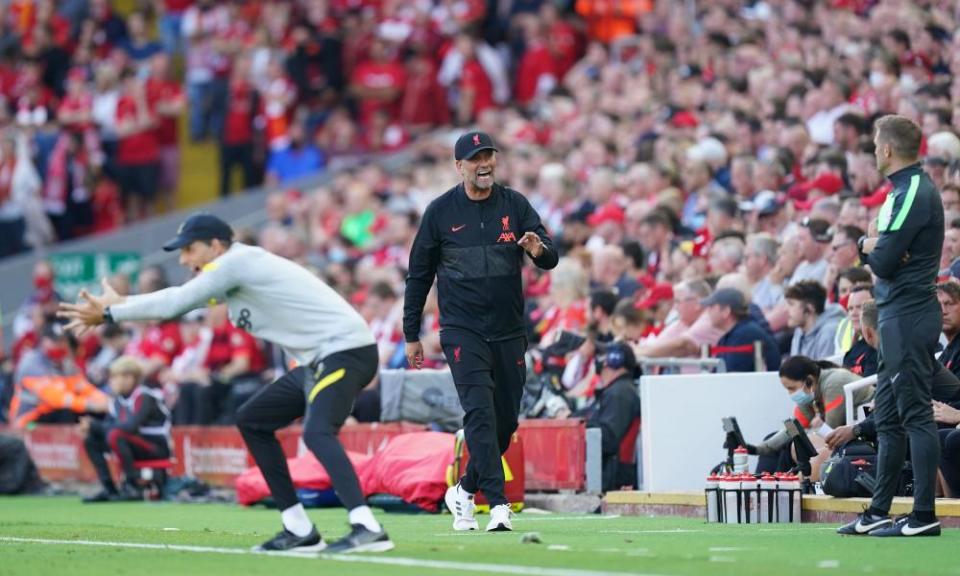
[60,213,393,553]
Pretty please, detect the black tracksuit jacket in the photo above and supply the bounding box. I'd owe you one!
[864,163,943,321]
[403,182,559,343]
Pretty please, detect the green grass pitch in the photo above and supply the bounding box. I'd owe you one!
[0,496,956,576]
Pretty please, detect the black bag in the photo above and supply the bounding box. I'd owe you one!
[0,433,44,494]
[821,440,877,497]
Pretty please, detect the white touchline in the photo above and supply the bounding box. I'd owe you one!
[0,536,667,576]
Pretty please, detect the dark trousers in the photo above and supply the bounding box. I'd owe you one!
[219,142,256,197]
[84,422,169,491]
[236,344,377,511]
[441,331,526,506]
[871,308,941,515]
[172,382,221,425]
[939,428,960,496]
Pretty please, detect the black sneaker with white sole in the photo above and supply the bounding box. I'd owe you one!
[325,524,395,554]
[837,512,893,535]
[254,526,326,552]
[869,515,941,537]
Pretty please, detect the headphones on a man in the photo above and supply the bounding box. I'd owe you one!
[599,341,636,371]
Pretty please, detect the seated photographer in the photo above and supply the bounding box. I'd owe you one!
[748,356,872,479]
[585,341,641,492]
[82,356,171,503]
[826,302,960,450]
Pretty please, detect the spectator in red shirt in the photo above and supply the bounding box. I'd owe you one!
[219,54,259,197]
[455,34,494,124]
[542,2,581,79]
[349,38,406,129]
[58,68,95,133]
[203,303,267,425]
[114,69,159,221]
[514,19,559,107]
[398,47,448,134]
[145,53,185,211]
[44,131,93,241]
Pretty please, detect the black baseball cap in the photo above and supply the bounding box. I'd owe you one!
[701,288,748,314]
[454,131,498,161]
[163,213,234,251]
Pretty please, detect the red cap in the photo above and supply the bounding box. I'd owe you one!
[734,446,748,454]
[860,182,892,208]
[635,283,674,310]
[586,202,625,227]
[789,171,844,201]
[671,110,699,129]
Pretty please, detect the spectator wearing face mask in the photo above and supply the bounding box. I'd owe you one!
[746,356,871,478]
[9,321,109,427]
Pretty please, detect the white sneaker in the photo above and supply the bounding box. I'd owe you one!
[445,484,479,531]
[486,504,513,532]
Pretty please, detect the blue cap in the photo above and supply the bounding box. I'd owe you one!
[163,213,233,251]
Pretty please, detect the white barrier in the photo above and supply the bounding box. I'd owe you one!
[639,372,795,492]
[844,375,877,425]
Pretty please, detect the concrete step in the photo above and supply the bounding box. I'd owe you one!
[603,491,960,527]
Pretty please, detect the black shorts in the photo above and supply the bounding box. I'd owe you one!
[116,162,161,200]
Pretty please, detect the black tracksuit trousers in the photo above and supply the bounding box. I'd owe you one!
[871,307,941,515]
[441,330,526,506]
[236,344,377,511]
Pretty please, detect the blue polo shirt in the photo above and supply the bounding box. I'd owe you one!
[267,145,326,184]
[716,318,781,372]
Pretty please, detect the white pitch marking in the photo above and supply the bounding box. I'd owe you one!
[0,536,668,576]
[518,515,622,522]
[600,529,704,534]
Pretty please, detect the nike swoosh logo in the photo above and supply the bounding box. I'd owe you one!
[856,520,882,533]
[901,522,938,536]
[891,372,901,384]
[452,225,466,232]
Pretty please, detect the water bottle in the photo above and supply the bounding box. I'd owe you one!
[721,475,740,524]
[739,473,759,524]
[786,474,803,523]
[733,446,749,474]
[777,474,802,523]
[758,475,777,524]
[705,474,721,523]
[775,473,790,523]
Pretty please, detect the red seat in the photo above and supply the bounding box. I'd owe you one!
[133,459,174,470]
[618,418,641,465]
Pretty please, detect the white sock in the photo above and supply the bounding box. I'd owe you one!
[281,503,313,537]
[348,505,382,533]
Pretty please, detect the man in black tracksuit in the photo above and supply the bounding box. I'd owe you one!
[840,115,944,537]
[404,132,558,532]
[586,341,642,492]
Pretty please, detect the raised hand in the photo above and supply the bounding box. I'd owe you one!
[57,278,124,336]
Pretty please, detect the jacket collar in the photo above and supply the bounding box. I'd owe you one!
[887,162,923,189]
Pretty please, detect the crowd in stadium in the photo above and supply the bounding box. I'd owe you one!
[5,0,960,494]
